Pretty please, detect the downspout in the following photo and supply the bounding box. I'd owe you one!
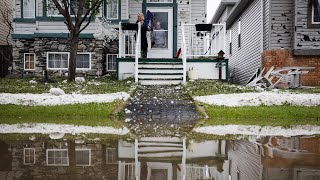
[260,0,264,62]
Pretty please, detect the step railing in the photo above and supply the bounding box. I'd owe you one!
[119,22,141,83]
[181,23,226,83]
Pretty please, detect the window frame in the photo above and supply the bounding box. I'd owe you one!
[75,149,91,166]
[46,52,70,70]
[106,54,118,72]
[76,52,92,70]
[106,0,119,19]
[237,20,241,48]
[46,0,103,17]
[46,149,69,166]
[24,148,36,165]
[308,0,320,28]
[24,53,36,70]
[106,148,117,164]
[22,0,36,18]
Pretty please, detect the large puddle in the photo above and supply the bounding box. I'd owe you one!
[0,134,320,180]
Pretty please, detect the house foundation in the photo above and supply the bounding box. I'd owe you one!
[261,49,320,86]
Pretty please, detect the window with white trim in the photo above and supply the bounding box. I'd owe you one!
[106,54,118,71]
[106,148,117,164]
[107,0,118,19]
[23,0,35,18]
[47,0,61,16]
[24,148,35,165]
[76,53,91,69]
[312,0,320,23]
[238,20,241,48]
[47,52,69,70]
[76,149,91,166]
[46,149,69,166]
[24,53,36,70]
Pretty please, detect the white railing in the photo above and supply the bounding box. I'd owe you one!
[119,22,141,83]
[181,23,226,83]
[182,165,225,180]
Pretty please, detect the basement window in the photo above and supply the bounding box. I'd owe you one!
[106,54,118,72]
[24,148,35,165]
[24,53,36,70]
[47,52,69,70]
[106,148,117,164]
[46,149,69,166]
[76,53,91,70]
[76,149,91,166]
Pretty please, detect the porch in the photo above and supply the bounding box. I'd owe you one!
[116,22,228,85]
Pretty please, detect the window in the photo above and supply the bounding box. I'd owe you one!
[229,30,232,55]
[107,0,118,19]
[47,52,69,69]
[76,53,91,69]
[24,53,36,70]
[24,148,35,165]
[46,149,69,166]
[23,0,35,18]
[106,148,117,164]
[238,20,241,48]
[76,149,91,166]
[106,54,118,71]
[312,0,320,23]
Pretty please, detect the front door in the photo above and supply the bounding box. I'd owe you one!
[147,8,173,58]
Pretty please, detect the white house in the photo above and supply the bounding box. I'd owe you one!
[210,0,320,86]
[12,0,229,85]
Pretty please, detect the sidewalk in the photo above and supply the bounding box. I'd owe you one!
[125,86,201,136]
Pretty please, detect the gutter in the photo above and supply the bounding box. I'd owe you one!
[225,0,253,29]
[210,0,238,24]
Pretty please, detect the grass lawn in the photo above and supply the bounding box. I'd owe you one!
[185,80,257,96]
[0,102,125,128]
[202,104,320,127]
[0,76,132,94]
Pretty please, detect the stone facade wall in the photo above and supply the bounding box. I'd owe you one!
[261,49,320,86]
[1,140,118,180]
[12,38,108,77]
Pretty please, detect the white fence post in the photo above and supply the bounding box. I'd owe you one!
[135,22,141,83]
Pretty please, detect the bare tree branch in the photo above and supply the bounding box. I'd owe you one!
[78,0,103,34]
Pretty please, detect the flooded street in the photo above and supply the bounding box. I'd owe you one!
[0,134,319,180]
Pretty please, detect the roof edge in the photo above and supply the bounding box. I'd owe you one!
[225,0,253,29]
[210,0,238,24]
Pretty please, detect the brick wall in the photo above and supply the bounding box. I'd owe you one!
[261,49,320,86]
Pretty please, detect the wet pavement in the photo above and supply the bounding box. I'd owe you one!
[124,86,202,136]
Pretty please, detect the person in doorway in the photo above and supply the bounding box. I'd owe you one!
[151,21,167,48]
[137,13,152,58]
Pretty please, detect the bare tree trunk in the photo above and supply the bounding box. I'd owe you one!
[68,36,79,82]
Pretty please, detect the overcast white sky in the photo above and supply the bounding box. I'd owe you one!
[207,0,221,22]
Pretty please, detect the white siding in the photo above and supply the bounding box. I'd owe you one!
[294,0,320,50]
[263,0,270,50]
[128,0,141,23]
[269,0,294,49]
[227,0,263,85]
[177,0,191,49]
[0,0,13,45]
[15,0,21,18]
[228,140,262,180]
[38,0,43,17]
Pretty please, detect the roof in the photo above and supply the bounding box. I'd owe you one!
[225,0,253,29]
[209,0,238,24]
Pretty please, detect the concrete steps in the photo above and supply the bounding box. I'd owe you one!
[138,60,183,85]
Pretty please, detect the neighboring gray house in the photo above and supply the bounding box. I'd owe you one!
[0,0,13,45]
[11,0,207,78]
[211,0,320,86]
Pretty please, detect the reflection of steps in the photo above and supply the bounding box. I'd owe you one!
[138,59,183,85]
[138,137,183,160]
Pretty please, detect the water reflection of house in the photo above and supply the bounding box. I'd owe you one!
[118,137,229,180]
[261,136,320,180]
[0,139,119,180]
